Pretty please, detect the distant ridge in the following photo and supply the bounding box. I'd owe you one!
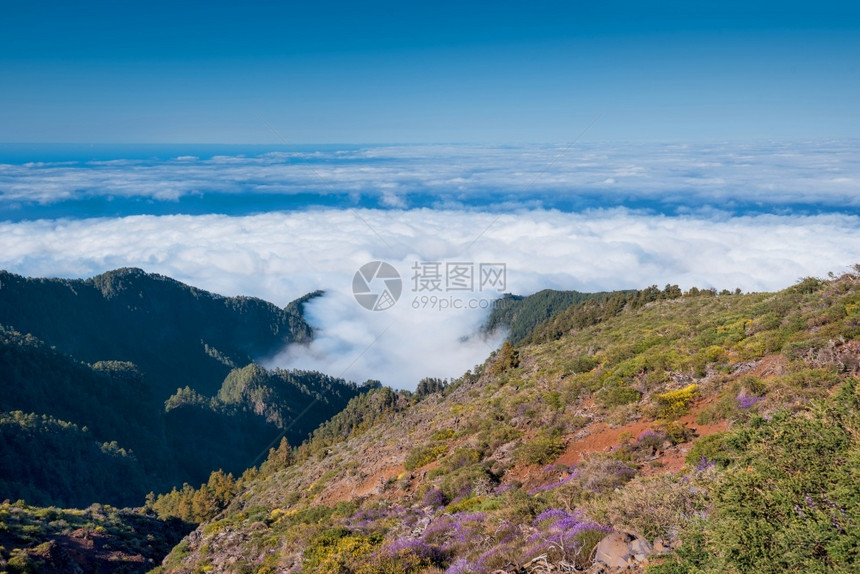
[484,288,618,344]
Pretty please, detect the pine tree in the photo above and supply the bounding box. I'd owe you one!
[491,341,520,374]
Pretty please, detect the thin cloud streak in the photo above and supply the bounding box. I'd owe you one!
[1,141,858,213]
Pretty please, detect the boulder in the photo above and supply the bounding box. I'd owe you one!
[594,531,655,570]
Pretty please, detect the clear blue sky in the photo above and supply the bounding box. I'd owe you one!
[1,1,858,143]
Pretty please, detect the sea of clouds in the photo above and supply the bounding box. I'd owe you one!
[1,141,858,388]
[1,208,858,389]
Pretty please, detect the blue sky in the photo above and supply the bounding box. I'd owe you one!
[2,1,858,143]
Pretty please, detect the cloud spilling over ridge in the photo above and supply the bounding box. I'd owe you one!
[1,141,858,213]
[1,209,858,388]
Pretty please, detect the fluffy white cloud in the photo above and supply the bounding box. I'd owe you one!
[0,208,858,389]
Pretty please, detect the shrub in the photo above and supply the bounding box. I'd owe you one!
[589,474,708,541]
[303,528,383,574]
[568,355,599,373]
[476,424,522,453]
[421,488,447,508]
[575,455,636,495]
[635,429,666,451]
[791,276,824,294]
[545,390,563,410]
[490,341,520,375]
[666,380,860,573]
[356,539,448,574]
[684,432,733,469]
[404,444,448,471]
[445,496,485,514]
[549,455,636,509]
[597,383,641,407]
[443,447,482,471]
[516,430,565,465]
[659,421,693,445]
[441,464,496,502]
[430,429,455,441]
[654,384,699,420]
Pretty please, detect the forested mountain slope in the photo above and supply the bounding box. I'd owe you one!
[157,271,859,574]
[0,269,364,508]
[0,267,315,396]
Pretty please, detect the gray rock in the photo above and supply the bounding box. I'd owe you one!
[630,536,653,561]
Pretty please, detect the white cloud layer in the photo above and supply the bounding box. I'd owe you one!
[1,141,858,211]
[1,208,858,389]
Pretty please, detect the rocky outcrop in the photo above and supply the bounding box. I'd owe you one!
[591,531,674,572]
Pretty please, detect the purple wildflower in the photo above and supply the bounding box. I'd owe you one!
[738,395,764,409]
[534,508,571,524]
[493,484,514,495]
[386,538,447,564]
[445,558,476,574]
[529,509,611,562]
[422,488,448,508]
[637,429,660,441]
[531,466,579,493]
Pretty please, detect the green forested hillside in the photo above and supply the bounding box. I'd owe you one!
[0,500,188,573]
[0,411,146,508]
[0,268,316,396]
[0,269,363,508]
[162,365,369,486]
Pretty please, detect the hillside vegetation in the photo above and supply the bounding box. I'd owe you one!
[0,500,188,573]
[156,270,859,573]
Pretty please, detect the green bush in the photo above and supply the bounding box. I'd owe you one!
[568,355,599,373]
[441,464,496,500]
[660,421,693,445]
[516,430,565,465]
[666,380,860,573]
[684,432,732,468]
[430,429,455,441]
[597,383,641,407]
[443,447,482,471]
[490,341,520,375]
[545,390,563,410]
